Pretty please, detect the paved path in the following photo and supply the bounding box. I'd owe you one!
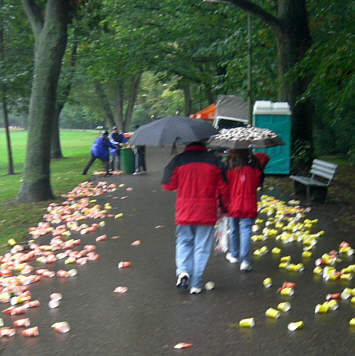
[1,147,354,356]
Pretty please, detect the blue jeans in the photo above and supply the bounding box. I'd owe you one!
[228,218,253,263]
[176,225,214,288]
[110,153,120,171]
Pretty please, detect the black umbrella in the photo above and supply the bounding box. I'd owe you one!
[207,126,283,149]
[128,116,218,146]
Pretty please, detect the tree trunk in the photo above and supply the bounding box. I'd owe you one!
[94,81,115,129]
[115,81,124,131]
[1,95,14,175]
[275,0,314,155]
[50,104,63,159]
[51,39,77,159]
[205,84,214,104]
[0,0,14,175]
[17,0,69,201]
[123,73,141,132]
[183,82,192,116]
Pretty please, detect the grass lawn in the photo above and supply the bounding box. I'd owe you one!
[0,129,102,249]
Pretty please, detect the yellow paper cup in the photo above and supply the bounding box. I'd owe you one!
[265,308,280,319]
[288,321,303,331]
[263,278,272,288]
[313,267,323,275]
[239,318,255,328]
[277,302,291,312]
[280,288,294,296]
[315,304,329,314]
[271,247,281,255]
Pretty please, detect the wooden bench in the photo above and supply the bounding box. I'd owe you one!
[290,159,338,203]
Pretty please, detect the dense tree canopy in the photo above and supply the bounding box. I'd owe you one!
[0,0,353,200]
[0,1,33,117]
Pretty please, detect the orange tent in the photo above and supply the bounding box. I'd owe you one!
[189,104,215,121]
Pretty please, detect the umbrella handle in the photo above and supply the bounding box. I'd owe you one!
[170,138,178,155]
[248,145,253,163]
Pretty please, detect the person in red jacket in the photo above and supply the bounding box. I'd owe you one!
[224,149,261,271]
[161,141,228,294]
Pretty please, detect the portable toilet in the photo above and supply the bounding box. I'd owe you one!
[253,101,291,175]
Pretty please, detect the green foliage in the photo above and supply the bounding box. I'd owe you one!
[1,0,354,162]
[0,0,33,114]
[129,72,185,129]
[348,148,355,166]
[60,103,101,129]
[291,138,313,171]
[292,0,354,161]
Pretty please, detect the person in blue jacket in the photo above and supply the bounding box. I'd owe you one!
[82,130,116,176]
[109,127,127,171]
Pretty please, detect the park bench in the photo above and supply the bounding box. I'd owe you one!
[289,159,338,203]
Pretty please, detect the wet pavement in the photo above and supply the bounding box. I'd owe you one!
[1,147,354,356]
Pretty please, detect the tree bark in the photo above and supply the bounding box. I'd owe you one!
[50,104,63,159]
[205,84,214,104]
[1,95,14,175]
[123,73,142,132]
[114,81,124,131]
[51,38,78,159]
[17,0,69,201]
[183,82,192,116]
[94,80,115,129]
[0,0,14,175]
[275,1,314,153]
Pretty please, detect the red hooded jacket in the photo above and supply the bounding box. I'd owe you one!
[253,152,270,170]
[161,144,228,226]
[225,164,261,219]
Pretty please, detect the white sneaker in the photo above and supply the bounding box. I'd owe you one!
[240,261,252,272]
[226,252,239,264]
[190,287,202,295]
[176,272,189,289]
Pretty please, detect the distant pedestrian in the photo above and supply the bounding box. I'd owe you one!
[132,125,147,175]
[224,149,261,271]
[82,130,116,176]
[161,141,228,294]
[109,127,127,171]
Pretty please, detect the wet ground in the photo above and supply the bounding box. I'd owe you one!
[1,147,354,356]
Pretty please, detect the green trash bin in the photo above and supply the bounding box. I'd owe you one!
[120,148,135,174]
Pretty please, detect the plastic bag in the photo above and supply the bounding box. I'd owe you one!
[214,216,229,254]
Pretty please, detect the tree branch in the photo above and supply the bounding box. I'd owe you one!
[94,81,115,128]
[62,39,78,101]
[44,0,70,26]
[21,0,43,37]
[206,0,283,33]
[124,73,142,130]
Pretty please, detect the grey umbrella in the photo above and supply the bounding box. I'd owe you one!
[207,126,283,149]
[128,116,218,146]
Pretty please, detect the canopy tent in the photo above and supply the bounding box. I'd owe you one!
[189,104,215,121]
[214,95,249,124]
